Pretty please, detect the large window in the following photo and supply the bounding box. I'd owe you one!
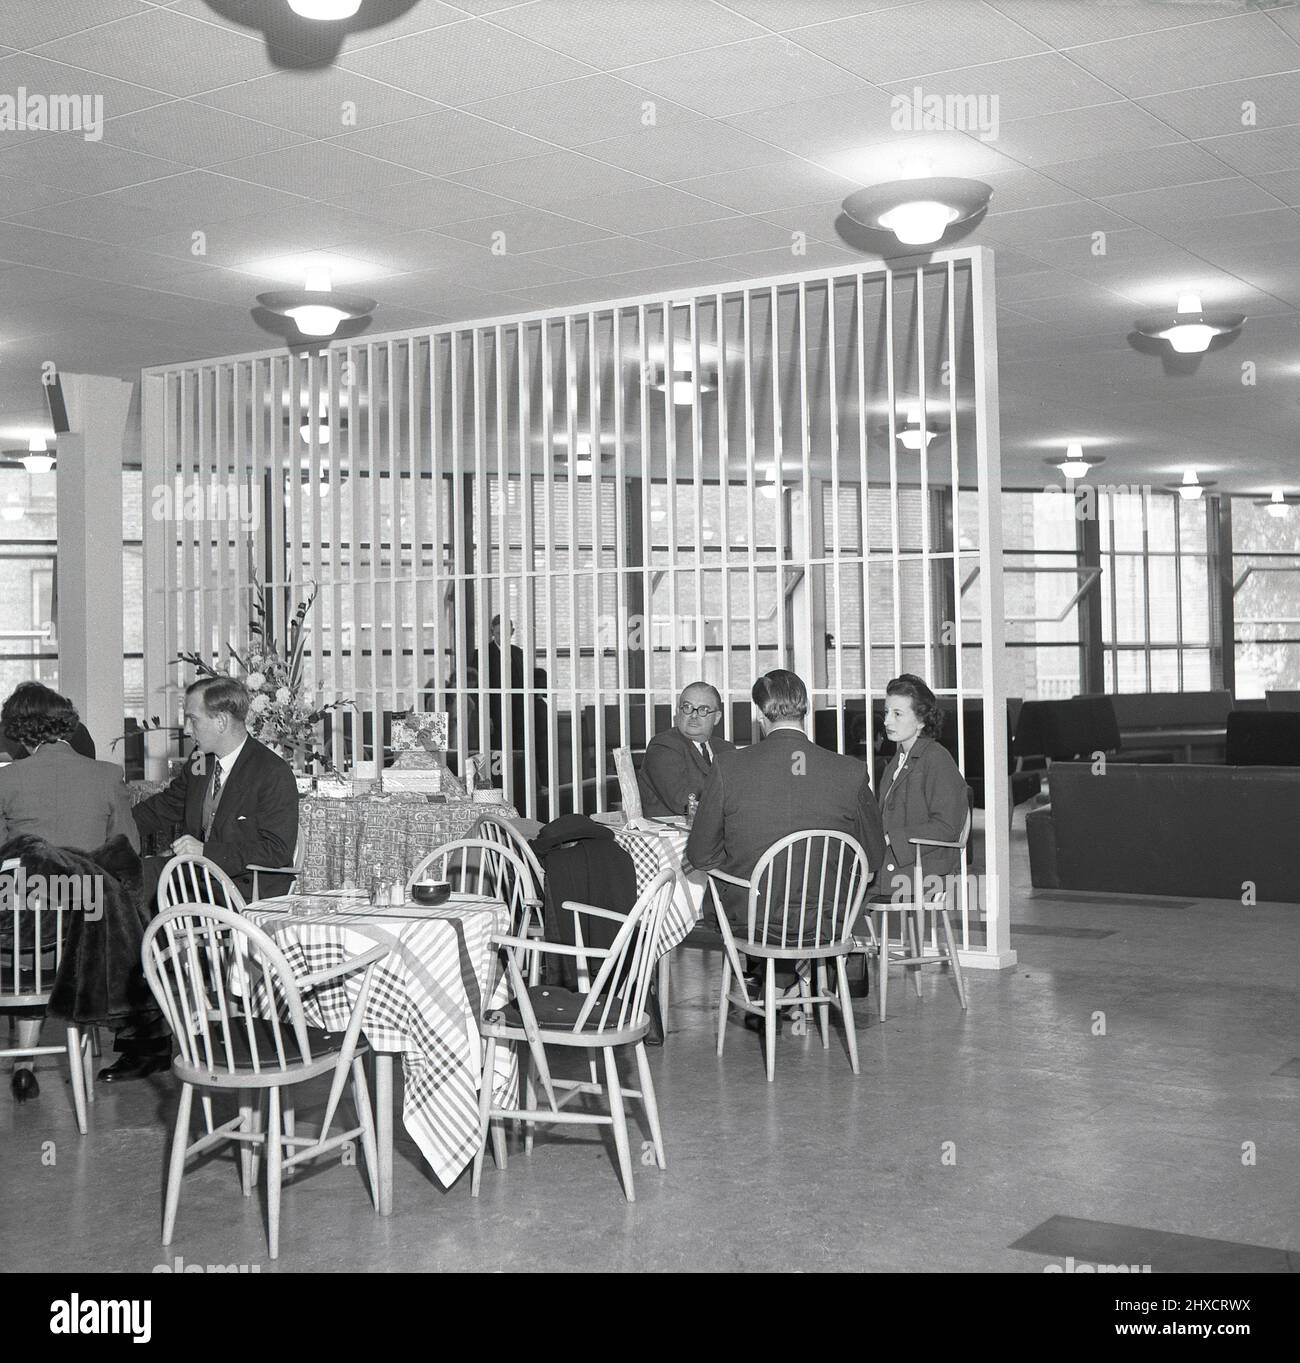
[1099,490,1211,692]
[1233,497,1300,699]
[0,468,58,700]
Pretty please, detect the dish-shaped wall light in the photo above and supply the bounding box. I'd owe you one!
[259,269,375,339]
[842,176,992,247]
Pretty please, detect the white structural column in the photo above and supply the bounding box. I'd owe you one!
[54,373,133,768]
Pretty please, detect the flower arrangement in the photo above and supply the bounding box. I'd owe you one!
[176,575,352,771]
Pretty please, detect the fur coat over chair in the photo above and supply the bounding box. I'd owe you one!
[0,833,153,1025]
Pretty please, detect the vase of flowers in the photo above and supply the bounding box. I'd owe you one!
[176,574,352,774]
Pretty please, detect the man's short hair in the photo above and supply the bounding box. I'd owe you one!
[752,669,807,722]
[680,681,722,711]
[186,676,250,724]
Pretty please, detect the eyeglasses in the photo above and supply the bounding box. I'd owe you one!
[678,703,719,719]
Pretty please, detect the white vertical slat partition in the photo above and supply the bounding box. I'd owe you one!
[141,248,1013,968]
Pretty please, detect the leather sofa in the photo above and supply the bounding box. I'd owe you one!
[1027,761,1300,902]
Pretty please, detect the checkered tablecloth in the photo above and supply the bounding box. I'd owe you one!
[297,795,518,894]
[614,824,707,954]
[244,893,516,1188]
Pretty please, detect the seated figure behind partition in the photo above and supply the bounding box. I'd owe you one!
[636,682,735,819]
[874,673,970,903]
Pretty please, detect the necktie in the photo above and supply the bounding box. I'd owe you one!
[203,760,224,838]
[700,742,712,766]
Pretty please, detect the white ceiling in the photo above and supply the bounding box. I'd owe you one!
[1,0,1298,493]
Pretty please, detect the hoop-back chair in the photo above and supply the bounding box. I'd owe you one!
[158,853,247,913]
[867,807,972,1022]
[0,857,93,1131]
[471,866,675,1202]
[474,812,546,894]
[708,830,871,1082]
[409,838,544,984]
[141,903,384,1260]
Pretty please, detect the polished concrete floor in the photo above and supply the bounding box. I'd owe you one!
[3,823,1297,1273]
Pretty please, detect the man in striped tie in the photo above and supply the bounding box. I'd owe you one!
[111,678,298,1082]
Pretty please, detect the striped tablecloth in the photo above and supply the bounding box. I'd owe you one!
[614,822,708,954]
[244,892,516,1189]
[297,795,518,893]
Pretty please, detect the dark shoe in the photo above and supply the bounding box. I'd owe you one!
[743,1011,782,1036]
[10,1068,39,1101]
[98,1054,171,1083]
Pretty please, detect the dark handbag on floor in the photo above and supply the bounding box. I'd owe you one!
[846,950,871,999]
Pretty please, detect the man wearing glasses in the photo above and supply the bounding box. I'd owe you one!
[637,682,734,818]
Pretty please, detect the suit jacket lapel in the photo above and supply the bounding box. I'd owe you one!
[883,736,927,808]
[208,739,258,838]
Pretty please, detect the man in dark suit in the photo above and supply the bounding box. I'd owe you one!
[686,669,885,939]
[637,682,734,818]
[107,676,299,1082]
[471,615,528,750]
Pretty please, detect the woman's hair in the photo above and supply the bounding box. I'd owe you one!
[752,669,808,722]
[186,676,251,724]
[885,673,944,738]
[2,682,80,749]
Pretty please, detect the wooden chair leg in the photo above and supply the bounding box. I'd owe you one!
[763,960,777,1083]
[835,956,860,1075]
[939,908,968,1010]
[875,911,889,1023]
[657,951,671,1021]
[603,1046,635,1201]
[633,1041,666,1170]
[238,1093,256,1196]
[162,1083,194,1246]
[65,1027,88,1135]
[471,1037,496,1197]
[907,910,924,997]
[282,1104,296,1182]
[265,1087,283,1261]
[814,961,830,1049]
[350,1058,381,1211]
[81,1032,95,1105]
[716,954,731,1058]
[523,1051,536,1155]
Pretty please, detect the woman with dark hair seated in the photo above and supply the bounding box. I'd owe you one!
[0,683,139,1102]
[875,674,970,901]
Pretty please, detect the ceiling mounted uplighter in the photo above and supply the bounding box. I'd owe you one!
[1167,469,1216,501]
[842,165,992,247]
[259,268,375,339]
[287,0,362,19]
[1135,292,1245,354]
[1046,445,1103,480]
[897,406,937,450]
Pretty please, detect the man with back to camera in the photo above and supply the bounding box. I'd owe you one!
[686,668,885,940]
[637,681,735,818]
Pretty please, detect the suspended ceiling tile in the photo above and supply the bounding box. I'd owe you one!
[447,150,653,210]
[580,119,783,183]
[560,184,735,234]
[2,0,153,50]
[461,75,699,149]
[636,213,797,260]
[0,51,174,120]
[720,88,901,160]
[619,35,869,119]
[671,158,857,216]
[879,50,1121,123]
[0,136,185,193]
[103,100,311,166]
[1041,142,1234,199]
[337,22,595,106]
[432,208,613,253]
[92,167,312,224]
[194,69,443,138]
[978,167,1081,214]
[0,174,81,218]
[996,102,1181,168]
[322,176,519,228]
[1137,70,1300,141]
[1196,127,1300,176]
[522,235,692,279]
[488,0,768,69]
[794,0,1048,84]
[213,142,429,200]
[329,109,554,178]
[34,8,271,97]
[985,0,1278,48]
[1098,178,1288,230]
[1065,12,1300,98]
[726,0,929,26]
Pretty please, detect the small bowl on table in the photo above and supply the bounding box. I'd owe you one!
[409,879,451,906]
